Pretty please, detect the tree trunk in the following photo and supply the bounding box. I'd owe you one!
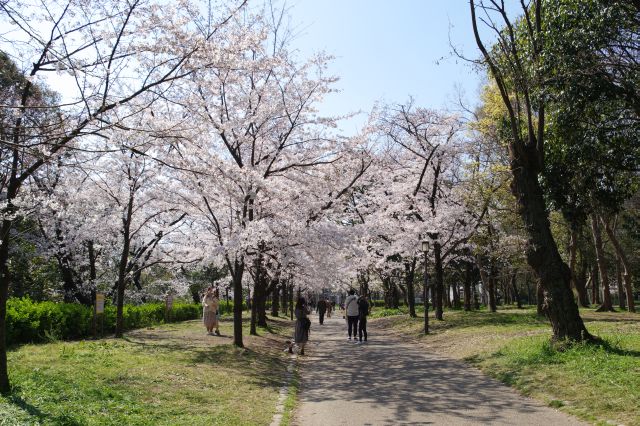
[463,262,472,311]
[115,194,134,338]
[271,280,280,317]
[602,217,635,312]
[568,227,579,298]
[289,283,294,320]
[55,228,92,305]
[250,284,258,336]
[0,219,12,393]
[502,278,510,305]
[575,260,590,308]
[591,215,613,311]
[281,282,288,316]
[57,256,78,303]
[590,265,600,305]
[250,249,269,333]
[383,278,391,309]
[472,265,480,310]
[256,280,267,327]
[452,281,461,309]
[231,260,244,348]
[488,274,497,313]
[511,273,522,309]
[615,257,625,310]
[405,259,417,318]
[536,280,544,316]
[512,149,592,338]
[85,240,97,307]
[358,272,370,297]
[434,241,444,320]
[391,281,400,309]
[471,0,591,342]
[476,255,496,311]
[383,277,400,309]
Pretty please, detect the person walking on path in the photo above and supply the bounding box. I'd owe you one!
[202,287,220,336]
[345,289,359,341]
[317,298,327,325]
[289,297,311,355]
[357,294,370,343]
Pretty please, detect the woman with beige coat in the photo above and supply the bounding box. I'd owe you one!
[202,287,220,336]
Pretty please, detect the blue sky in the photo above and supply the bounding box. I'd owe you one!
[287,0,486,134]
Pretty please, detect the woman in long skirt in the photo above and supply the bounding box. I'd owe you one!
[289,297,310,355]
[202,287,220,336]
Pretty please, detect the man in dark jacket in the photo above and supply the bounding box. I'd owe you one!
[317,298,328,325]
[357,294,370,343]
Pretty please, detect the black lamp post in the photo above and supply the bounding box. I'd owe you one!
[422,240,430,334]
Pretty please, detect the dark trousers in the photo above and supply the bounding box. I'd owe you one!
[358,317,367,341]
[347,315,359,338]
[319,310,325,324]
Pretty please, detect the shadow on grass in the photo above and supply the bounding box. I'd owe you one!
[581,316,640,324]
[122,320,289,392]
[420,309,550,332]
[2,392,84,426]
[5,392,47,420]
[467,334,640,371]
[589,339,640,358]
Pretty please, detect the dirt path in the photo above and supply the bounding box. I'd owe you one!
[293,313,586,426]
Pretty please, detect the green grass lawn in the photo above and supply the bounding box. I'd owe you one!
[1,315,294,426]
[372,306,640,426]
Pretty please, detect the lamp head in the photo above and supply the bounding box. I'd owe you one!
[421,240,429,252]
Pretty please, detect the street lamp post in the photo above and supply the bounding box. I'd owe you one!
[422,240,430,334]
[427,231,441,320]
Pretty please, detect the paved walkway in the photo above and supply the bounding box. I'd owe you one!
[293,313,585,426]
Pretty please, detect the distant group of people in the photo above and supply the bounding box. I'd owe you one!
[201,285,370,354]
[286,289,370,355]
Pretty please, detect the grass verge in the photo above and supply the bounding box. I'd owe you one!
[372,306,640,426]
[279,365,300,426]
[1,314,293,426]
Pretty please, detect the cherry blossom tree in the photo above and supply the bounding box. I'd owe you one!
[0,0,248,392]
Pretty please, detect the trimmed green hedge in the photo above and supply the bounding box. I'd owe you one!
[216,300,246,315]
[6,298,201,346]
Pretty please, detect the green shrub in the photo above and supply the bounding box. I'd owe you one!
[215,300,247,315]
[6,298,201,346]
[369,307,407,318]
[370,300,408,308]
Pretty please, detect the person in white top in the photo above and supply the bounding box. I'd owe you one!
[345,289,359,340]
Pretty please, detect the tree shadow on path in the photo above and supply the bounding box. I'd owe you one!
[296,316,585,425]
